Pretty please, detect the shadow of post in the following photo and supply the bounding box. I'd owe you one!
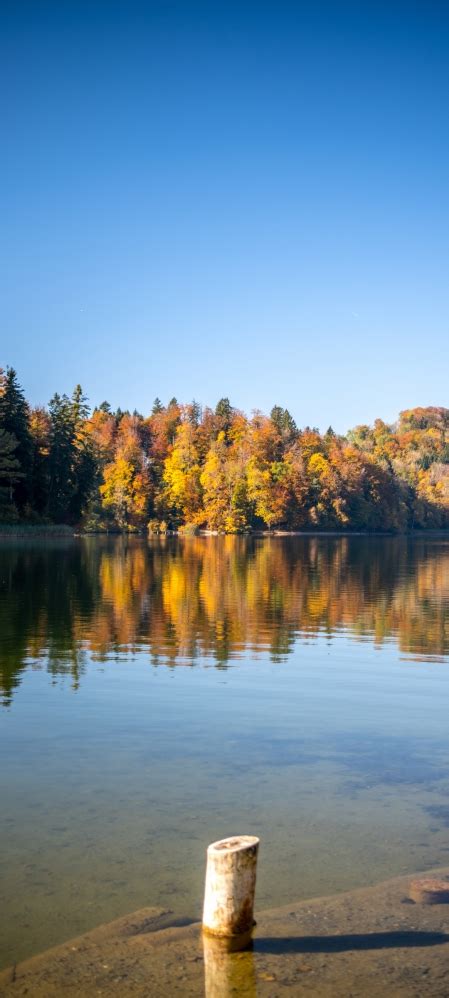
[254,930,449,954]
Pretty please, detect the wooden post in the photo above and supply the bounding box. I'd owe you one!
[202,835,259,938]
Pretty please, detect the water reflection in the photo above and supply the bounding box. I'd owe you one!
[1,535,449,705]
[203,934,257,998]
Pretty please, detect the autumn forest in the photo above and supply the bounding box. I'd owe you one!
[1,366,449,533]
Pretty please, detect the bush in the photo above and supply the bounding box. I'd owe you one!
[178,522,199,536]
[148,519,169,535]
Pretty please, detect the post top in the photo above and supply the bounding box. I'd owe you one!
[207,835,259,855]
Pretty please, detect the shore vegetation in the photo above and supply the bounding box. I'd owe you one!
[1,367,449,533]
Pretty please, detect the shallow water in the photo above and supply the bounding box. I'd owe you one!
[1,535,449,968]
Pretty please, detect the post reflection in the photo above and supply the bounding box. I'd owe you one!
[203,933,257,998]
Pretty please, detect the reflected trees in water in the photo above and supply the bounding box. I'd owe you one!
[1,535,449,705]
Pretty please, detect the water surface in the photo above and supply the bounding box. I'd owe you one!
[1,535,449,968]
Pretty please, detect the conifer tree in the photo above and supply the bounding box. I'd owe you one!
[69,385,95,521]
[29,407,51,518]
[0,429,24,519]
[0,367,32,509]
[215,397,234,436]
[47,393,76,521]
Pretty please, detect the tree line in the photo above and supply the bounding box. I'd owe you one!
[1,366,449,532]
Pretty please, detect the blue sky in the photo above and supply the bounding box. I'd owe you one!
[1,0,448,432]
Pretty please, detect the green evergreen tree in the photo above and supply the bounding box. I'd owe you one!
[47,387,96,523]
[71,384,90,425]
[0,367,32,509]
[69,386,96,522]
[47,394,76,522]
[215,397,234,436]
[270,405,297,443]
[28,408,51,518]
[0,429,23,520]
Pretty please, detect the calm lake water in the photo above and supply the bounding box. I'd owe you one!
[1,535,449,969]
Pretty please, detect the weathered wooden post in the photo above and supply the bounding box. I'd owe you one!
[202,835,259,938]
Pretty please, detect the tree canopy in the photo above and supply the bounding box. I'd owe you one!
[1,366,449,532]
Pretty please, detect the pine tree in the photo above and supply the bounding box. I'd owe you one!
[47,387,96,523]
[270,405,297,445]
[0,429,24,519]
[215,397,234,437]
[47,394,76,522]
[29,407,51,518]
[71,384,90,425]
[0,367,32,509]
[69,386,95,521]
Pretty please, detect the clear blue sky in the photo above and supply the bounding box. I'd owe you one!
[1,0,448,432]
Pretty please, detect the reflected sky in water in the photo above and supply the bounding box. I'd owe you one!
[1,536,449,969]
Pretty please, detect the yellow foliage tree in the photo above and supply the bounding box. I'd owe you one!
[162,422,202,526]
[201,432,250,532]
[100,455,151,529]
[246,457,289,529]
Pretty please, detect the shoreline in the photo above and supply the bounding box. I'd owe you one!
[0,525,74,538]
[2,865,449,996]
[2,525,449,539]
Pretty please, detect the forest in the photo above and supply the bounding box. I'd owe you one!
[1,366,449,533]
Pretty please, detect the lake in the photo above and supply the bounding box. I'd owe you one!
[1,534,449,970]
